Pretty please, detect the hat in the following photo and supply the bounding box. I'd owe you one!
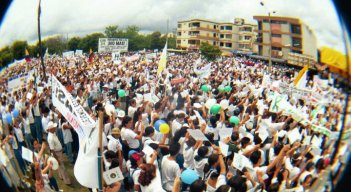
[117,110,125,118]
[46,121,57,130]
[103,84,109,88]
[130,152,144,161]
[182,123,189,128]
[111,127,121,135]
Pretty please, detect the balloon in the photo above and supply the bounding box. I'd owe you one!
[311,110,317,117]
[118,90,126,97]
[180,169,199,185]
[160,123,170,134]
[12,109,19,118]
[224,86,232,92]
[230,116,240,126]
[218,85,225,92]
[210,104,221,115]
[154,120,166,131]
[5,113,12,124]
[201,84,209,93]
[205,99,217,109]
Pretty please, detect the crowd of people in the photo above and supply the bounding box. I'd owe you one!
[0,50,350,192]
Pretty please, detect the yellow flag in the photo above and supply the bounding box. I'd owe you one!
[157,42,168,75]
[25,48,29,55]
[293,65,308,86]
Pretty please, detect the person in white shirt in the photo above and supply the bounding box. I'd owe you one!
[41,107,50,134]
[161,142,181,191]
[61,119,74,164]
[46,121,71,185]
[171,111,186,137]
[120,116,144,159]
[128,99,137,119]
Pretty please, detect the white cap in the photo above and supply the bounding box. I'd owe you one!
[117,110,125,118]
[46,121,57,131]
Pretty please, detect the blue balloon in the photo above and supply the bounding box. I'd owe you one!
[5,113,12,124]
[12,109,19,118]
[154,120,166,131]
[181,169,199,185]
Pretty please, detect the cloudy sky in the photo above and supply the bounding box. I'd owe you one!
[0,0,347,53]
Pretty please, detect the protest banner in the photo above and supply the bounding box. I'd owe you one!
[62,51,75,58]
[52,76,101,189]
[98,38,128,53]
[269,93,285,113]
[171,78,186,85]
[187,129,209,141]
[195,63,211,79]
[7,70,35,92]
[75,49,83,56]
[112,52,121,64]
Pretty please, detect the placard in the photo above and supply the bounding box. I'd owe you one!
[187,129,208,141]
[103,167,124,185]
[98,38,128,53]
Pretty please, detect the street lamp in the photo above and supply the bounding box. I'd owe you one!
[260,1,276,74]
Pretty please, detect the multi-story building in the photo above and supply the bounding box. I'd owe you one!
[253,16,317,66]
[176,18,257,54]
[176,19,220,50]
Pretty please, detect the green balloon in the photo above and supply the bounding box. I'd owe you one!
[201,85,209,93]
[118,89,126,97]
[210,104,221,115]
[218,87,225,92]
[224,86,232,92]
[229,116,240,125]
[311,110,317,117]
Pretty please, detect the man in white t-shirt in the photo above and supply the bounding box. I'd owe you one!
[161,142,181,191]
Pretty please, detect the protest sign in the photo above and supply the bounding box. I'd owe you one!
[75,50,83,56]
[219,142,229,157]
[98,38,128,53]
[7,70,35,92]
[219,128,232,140]
[103,167,124,185]
[22,146,34,163]
[171,78,186,85]
[187,129,208,141]
[112,52,121,64]
[232,153,253,171]
[52,75,96,139]
[62,51,75,58]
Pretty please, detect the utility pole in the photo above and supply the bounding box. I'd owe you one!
[37,0,47,82]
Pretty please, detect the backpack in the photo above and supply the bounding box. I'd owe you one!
[128,168,139,188]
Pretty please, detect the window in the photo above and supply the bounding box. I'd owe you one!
[225,34,232,39]
[220,34,224,38]
[176,40,181,44]
[292,38,302,48]
[291,24,301,34]
[214,25,217,29]
[220,26,224,30]
[213,42,216,46]
[272,47,282,51]
[258,21,262,30]
[271,20,287,24]
[225,43,232,48]
[189,22,200,27]
[177,24,181,28]
[225,26,232,30]
[271,34,281,38]
[244,36,251,40]
[292,50,302,54]
[177,32,181,36]
[220,42,224,46]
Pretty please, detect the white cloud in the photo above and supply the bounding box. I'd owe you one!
[0,0,347,53]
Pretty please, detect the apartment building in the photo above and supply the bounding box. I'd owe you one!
[253,16,317,66]
[176,18,257,54]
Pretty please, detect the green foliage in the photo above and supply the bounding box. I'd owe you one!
[78,32,105,52]
[0,25,178,67]
[67,37,81,51]
[11,40,28,60]
[199,42,221,61]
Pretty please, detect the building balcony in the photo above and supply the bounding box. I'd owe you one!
[189,27,219,32]
[188,45,200,49]
[189,35,219,41]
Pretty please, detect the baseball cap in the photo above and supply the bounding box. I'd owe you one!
[130,152,144,161]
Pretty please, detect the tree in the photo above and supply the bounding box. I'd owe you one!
[167,36,176,49]
[78,32,105,52]
[11,40,28,60]
[43,35,67,54]
[105,25,119,38]
[68,37,81,51]
[199,42,221,61]
[0,46,13,67]
[150,32,163,50]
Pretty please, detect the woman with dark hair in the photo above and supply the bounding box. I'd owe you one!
[203,149,227,192]
[120,116,144,160]
[138,163,165,192]
[194,146,209,178]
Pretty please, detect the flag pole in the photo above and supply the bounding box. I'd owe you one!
[37,0,47,82]
[98,111,104,191]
